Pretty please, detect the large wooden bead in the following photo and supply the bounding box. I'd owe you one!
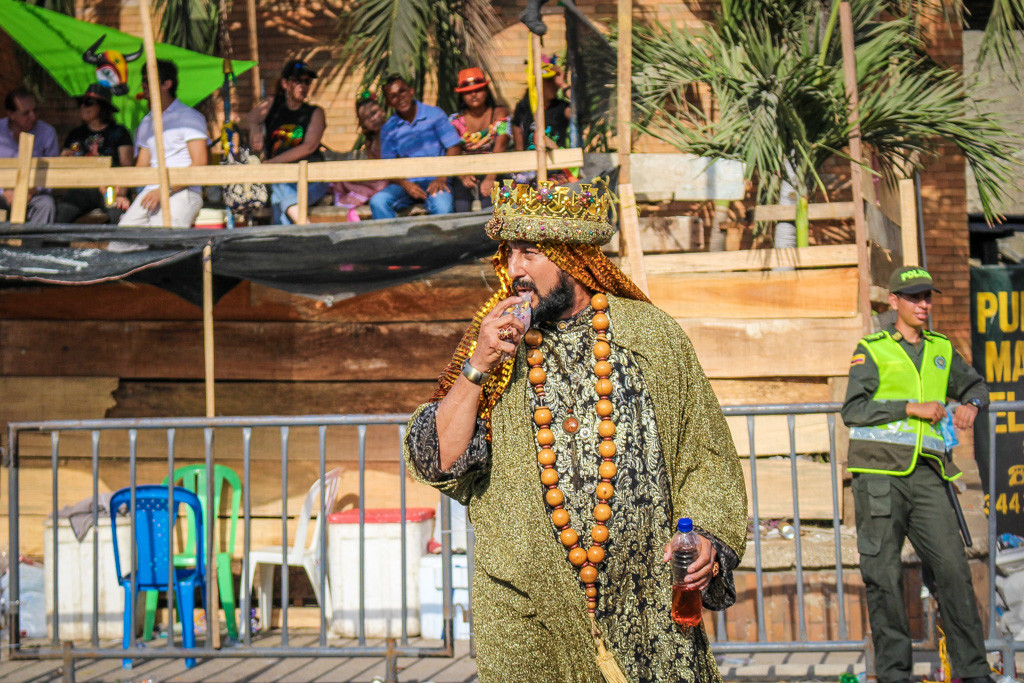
[595,378,613,396]
[534,407,552,427]
[596,399,614,417]
[593,341,611,359]
[585,586,598,598]
[538,448,556,466]
[568,547,588,566]
[528,366,547,384]
[592,524,609,543]
[537,428,555,446]
[587,545,606,564]
[540,468,559,487]
[587,599,598,610]
[594,360,612,378]
[545,488,564,507]
[592,312,610,331]
[595,482,614,500]
[598,421,616,438]
[580,565,598,584]
[551,508,569,527]
[560,528,579,547]
[593,503,612,522]
[599,441,617,459]
[599,461,617,479]
[524,329,543,347]
[591,293,608,310]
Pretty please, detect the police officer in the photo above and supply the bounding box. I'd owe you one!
[842,266,991,683]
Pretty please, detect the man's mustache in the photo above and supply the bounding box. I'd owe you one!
[512,277,536,293]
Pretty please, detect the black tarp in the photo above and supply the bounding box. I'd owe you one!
[0,210,496,305]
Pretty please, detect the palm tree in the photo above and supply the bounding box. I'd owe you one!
[336,0,499,113]
[152,0,222,56]
[631,0,1021,247]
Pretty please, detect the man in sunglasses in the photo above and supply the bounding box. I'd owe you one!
[842,266,992,683]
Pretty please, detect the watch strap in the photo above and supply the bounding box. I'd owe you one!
[462,359,490,385]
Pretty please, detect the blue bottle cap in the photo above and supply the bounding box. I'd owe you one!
[677,517,693,533]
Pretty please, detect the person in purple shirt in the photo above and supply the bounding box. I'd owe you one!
[369,74,461,219]
[0,87,58,224]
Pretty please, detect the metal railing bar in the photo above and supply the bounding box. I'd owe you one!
[280,426,290,645]
[50,431,59,648]
[166,429,176,649]
[988,409,998,640]
[746,415,766,642]
[318,425,327,646]
[90,430,100,649]
[8,414,411,432]
[241,427,253,646]
[399,424,409,646]
[8,644,456,660]
[128,429,138,658]
[441,495,453,647]
[788,414,806,642]
[358,424,367,646]
[7,423,22,654]
[204,427,215,650]
[827,414,848,640]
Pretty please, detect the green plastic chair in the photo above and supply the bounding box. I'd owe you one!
[142,463,242,641]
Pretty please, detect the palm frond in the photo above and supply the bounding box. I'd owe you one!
[977,0,1024,75]
[152,0,220,55]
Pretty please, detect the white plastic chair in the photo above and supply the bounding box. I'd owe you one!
[245,469,342,629]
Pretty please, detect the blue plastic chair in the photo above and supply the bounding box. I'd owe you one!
[110,485,207,669]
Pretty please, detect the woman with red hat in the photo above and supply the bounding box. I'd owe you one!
[448,67,510,212]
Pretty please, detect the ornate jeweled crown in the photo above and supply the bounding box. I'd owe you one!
[485,180,615,245]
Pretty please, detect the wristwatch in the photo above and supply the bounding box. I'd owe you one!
[461,359,490,385]
[966,398,984,409]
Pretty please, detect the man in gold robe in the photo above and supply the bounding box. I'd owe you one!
[405,181,747,682]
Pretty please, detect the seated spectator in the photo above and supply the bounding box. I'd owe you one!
[369,74,460,219]
[449,67,510,212]
[512,58,576,186]
[56,84,133,224]
[0,87,58,223]
[119,59,208,228]
[245,59,327,225]
[330,91,388,222]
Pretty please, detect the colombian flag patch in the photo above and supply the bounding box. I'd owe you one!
[850,353,866,367]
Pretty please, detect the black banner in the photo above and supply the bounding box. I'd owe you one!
[971,264,1024,537]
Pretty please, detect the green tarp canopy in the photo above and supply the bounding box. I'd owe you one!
[0,0,255,129]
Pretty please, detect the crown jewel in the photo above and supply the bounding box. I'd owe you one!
[486,180,615,245]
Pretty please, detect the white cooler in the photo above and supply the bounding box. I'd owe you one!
[418,554,471,640]
[44,515,132,641]
[328,507,434,638]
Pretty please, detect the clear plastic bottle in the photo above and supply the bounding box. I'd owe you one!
[670,517,703,627]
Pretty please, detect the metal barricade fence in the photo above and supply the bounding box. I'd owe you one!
[3,403,1022,674]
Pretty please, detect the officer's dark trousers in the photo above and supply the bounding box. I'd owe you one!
[852,466,989,683]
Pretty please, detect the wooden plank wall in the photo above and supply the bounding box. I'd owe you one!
[0,244,863,555]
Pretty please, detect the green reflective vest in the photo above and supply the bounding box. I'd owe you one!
[848,330,957,479]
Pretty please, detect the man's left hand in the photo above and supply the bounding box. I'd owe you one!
[662,534,718,592]
[427,177,450,196]
[139,189,161,211]
[954,403,979,430]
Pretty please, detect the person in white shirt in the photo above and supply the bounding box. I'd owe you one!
[119,59,208,227]
[0,87,58,224]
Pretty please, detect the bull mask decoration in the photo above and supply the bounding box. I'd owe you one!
[82,35,143,96]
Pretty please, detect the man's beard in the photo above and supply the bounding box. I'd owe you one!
[515,271,577,325]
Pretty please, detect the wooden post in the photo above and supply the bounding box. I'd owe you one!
[297,160,309,224]
[203,243,215,417]
[615,0,648,295]
[899,177,919,266]
[840,1,870,334]
[10,132,33,223]
[246,0,262,103]
[531,34,548,183]
[138,0,172,228]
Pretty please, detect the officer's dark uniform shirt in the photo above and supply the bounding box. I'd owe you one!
[842,321,988,473]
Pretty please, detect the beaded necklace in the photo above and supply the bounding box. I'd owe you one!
[527,292,615,614]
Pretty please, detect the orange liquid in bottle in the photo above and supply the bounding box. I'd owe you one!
[671,584,702,627]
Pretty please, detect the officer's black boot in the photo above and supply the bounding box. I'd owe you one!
[520,0,549,35]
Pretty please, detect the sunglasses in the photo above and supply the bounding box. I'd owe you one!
[898,291,933,303]
[289,77,314,86]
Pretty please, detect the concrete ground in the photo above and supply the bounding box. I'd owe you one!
[0,634,1012,683]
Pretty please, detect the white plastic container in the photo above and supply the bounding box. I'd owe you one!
[327,507,434,638]
[43,515,132,641]
[417,554,471,640]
